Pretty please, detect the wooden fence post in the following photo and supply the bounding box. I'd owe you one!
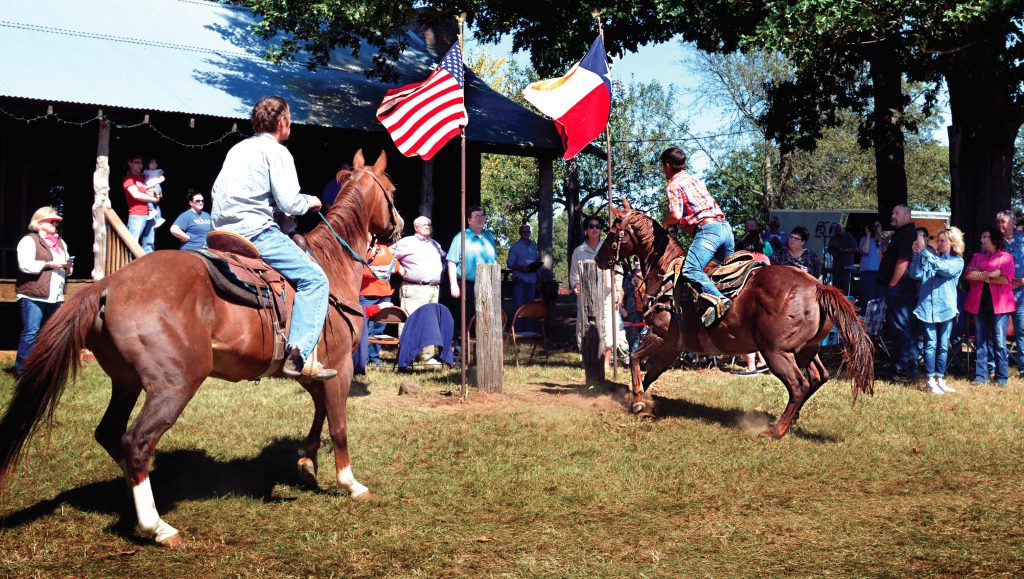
[475,263,503,393]
[579,260,606,385]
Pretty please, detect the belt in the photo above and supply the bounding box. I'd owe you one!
[696,215,726,228]
[406,280,440,286]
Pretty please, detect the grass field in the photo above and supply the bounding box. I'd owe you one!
[1,354,1023,577]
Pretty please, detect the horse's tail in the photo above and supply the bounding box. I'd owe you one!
[0,283,103,489]
[817,284,875,400]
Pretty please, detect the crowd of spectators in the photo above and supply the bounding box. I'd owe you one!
[737,205,1024,391]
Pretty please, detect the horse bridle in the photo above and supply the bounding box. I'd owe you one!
[608,217,674,317]
[355,168,400,235]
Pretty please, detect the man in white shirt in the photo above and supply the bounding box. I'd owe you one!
[211,96,335,380]
[391,215,446,319]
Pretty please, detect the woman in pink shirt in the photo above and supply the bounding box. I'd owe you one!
[963,227,1016,384]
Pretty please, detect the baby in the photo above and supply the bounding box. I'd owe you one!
[143,158,166,228]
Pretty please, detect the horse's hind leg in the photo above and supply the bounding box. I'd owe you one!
[121,381,202,546]
[760,350,812,440]
[94,380,142,467]
[797,352,830,422]
[297,381,327,487]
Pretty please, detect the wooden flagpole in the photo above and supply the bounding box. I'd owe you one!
[594,10,618,380]
[457,12,468,399]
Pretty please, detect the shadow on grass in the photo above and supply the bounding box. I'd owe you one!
[533,382,840,443]
[0,437,325,542]
[537,380,630,399]
[651,394,840,443]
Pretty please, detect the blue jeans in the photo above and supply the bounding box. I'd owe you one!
[360,295,388,364]
[126,214,155,254]
[1011,290,1024,376]
[974,312,1009,383]
[681,220,734,298]
[251,226,329,361]
[16,298,61,377]
[886,282,919,377]
[921,319,953,378]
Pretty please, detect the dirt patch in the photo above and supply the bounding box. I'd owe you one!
[386,378,632,416]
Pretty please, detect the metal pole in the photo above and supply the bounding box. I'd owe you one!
[595,11,617,380]
[457,13,468,398]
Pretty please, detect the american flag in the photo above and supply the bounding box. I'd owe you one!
[376,42,468,160]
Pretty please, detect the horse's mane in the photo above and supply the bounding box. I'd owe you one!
[303,172,369,273]
[624,211,685,274]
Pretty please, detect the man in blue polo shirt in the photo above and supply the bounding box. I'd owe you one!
[996,210,1024,377]
[169,189,213,251]
[447,205,497,326]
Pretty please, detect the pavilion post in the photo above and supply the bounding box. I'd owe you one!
[91,112,111,281]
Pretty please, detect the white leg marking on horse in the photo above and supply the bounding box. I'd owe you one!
[131,477,179,543]
[338,466,369,498]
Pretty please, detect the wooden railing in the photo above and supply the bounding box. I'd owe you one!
[103,208,145,276]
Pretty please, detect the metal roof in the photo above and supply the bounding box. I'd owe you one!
[0,0,565,154]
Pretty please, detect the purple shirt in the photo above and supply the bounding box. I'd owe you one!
[391,234,446,284]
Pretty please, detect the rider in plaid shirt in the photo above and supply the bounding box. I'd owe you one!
[660,147,734,327]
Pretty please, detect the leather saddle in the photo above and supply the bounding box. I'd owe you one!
[192,231,290,375]
[671,250,768,307]
[707,251,768,298]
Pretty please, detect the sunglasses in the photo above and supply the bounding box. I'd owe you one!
[587,223,603,229]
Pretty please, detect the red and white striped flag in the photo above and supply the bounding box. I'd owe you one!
[376,42,468,160]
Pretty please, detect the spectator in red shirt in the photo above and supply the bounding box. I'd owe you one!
[123,155,161,253]
[660,146,734,326]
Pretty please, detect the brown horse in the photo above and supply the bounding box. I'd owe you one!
[596,205,873,439]
[0,150,402,546]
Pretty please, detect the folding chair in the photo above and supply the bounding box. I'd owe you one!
[506,300,548,367]
[368,305,407,366]
[862,298,891,361]
[396,303,455,370]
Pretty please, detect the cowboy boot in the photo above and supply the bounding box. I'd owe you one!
[699,293,732,327]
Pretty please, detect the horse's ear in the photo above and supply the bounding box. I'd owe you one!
[372,150,387,174]
[352,149,365,170]
[611,206,624,220]
[622,198,633,212]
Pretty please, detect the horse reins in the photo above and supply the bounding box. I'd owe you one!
[316,168,400,280]
[609,217,676,318]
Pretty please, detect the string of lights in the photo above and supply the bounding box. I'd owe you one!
[0,105,250,148]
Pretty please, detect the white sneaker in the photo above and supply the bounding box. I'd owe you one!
[936,377,955,393]
[926,377,943,396]
[423,358,442,366]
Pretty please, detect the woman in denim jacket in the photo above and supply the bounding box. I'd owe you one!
[909,227,965,395]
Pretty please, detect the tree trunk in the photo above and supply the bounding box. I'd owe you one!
[945,39,1024,259]
[869,49,908,224]
[537,157,554,272]
[564,159,582,256]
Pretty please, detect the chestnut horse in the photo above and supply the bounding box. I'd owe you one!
[0,150,402,546]
[596,205,873,439]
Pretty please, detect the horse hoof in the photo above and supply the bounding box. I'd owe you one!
[757,429,782,440]
[297,458,318,487]
[631,401,647,414]
[353,490,374,502]
[157,532,183,548]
